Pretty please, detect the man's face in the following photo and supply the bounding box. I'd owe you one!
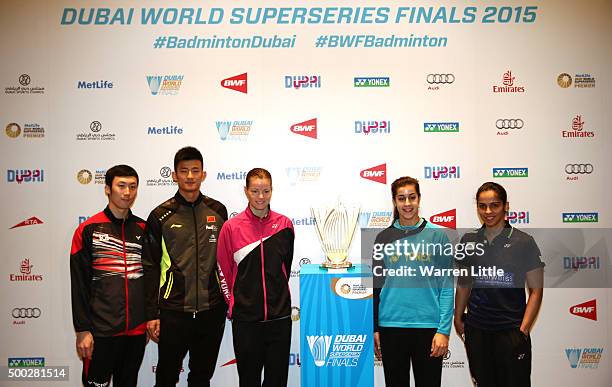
[173,160,205,194]
[105,176,138,212]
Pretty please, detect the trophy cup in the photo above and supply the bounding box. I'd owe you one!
[311,201,360,269]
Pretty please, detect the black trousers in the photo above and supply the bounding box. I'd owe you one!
[464,324,532,387]
[232,317,292,387]
[379,327,442,387]
[81,334,146,387]
[155,307,226,387]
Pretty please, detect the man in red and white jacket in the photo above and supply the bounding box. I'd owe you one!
[217,168,295,387]
[70,164,146,387]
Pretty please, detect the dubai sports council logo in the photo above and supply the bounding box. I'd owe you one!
[307,335,332,367]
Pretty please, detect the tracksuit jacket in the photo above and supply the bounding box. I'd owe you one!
[217,206,294,321]
[70,206,146,337]
[143,192,227,319]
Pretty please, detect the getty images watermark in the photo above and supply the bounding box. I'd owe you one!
[370,240,504,279]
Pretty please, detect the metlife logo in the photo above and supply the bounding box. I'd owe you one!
[77,80,114,89]
[217,171,247,181]
[147,125,183,135]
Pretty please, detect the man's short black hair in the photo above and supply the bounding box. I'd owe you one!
[105,164,139,187]
[174,146,204,171]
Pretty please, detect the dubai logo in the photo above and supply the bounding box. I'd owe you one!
[5,123,21,138]
[77,169,93,184]
[146,75,183,96]
[215,120,253,141]
[307,335,333,367]
[558,73,572,88]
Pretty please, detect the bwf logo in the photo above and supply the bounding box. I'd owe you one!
[429,209,456,229]
[570,299,597,321]
[360,164,386,184]
[290,118,317,139]
[221,73,247,94]
[306,335,332,367]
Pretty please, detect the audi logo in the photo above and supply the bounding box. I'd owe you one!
[496,119,524,129]
[12,308,41,318]
[565,164,593,174]
[427,74,455,84]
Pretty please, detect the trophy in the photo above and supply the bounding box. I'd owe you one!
[311,200,360,269]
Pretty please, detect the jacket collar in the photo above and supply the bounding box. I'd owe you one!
[477,221,513,243]
[103,205,133,224]
[245,205,271,222]
[174,190,204,206]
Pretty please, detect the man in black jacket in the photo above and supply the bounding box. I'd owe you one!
[143,146,228,387]
[70,164,146,387]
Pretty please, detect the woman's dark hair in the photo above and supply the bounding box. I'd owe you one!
[174,146,203,171]
[390,176,420,221]
[476,181,507,205]
[105,164,138,187]
[246,168,272,188]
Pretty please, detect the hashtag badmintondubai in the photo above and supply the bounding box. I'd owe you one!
[153,35,296,49]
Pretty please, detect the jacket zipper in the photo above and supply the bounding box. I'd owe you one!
[260,218,268,321]
[192,203,199,318]
[122,219,129,333]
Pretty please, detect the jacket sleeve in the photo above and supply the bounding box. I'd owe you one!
[283,222,295,282]
[372,232,386,332]
[435,230,454,336]
[70,224,93,333]
[216,222,235,305]
[142,211,163,321]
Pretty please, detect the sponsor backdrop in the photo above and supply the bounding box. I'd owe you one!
[1,0,610,386]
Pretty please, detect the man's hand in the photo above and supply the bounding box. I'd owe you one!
[374,332,382,360]
[454,316,465,342]
[430,333,449,358]
[76,331,94,360]
[147,319,160,343]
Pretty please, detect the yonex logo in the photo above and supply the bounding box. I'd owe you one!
[492,168,528,178]
[562,212,598,223]
[354,77,390,87]
[424,122,459,132]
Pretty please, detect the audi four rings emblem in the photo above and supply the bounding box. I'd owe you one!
[496,119,524,129]
[12,308,41,318]
[565,164,593,174]
[427,74,455,84]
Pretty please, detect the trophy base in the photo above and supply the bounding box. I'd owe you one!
[320,261,353,270]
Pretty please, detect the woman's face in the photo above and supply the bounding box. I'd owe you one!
[245,177,272,212]
[394,184,420,225]
[477,189,508,229]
